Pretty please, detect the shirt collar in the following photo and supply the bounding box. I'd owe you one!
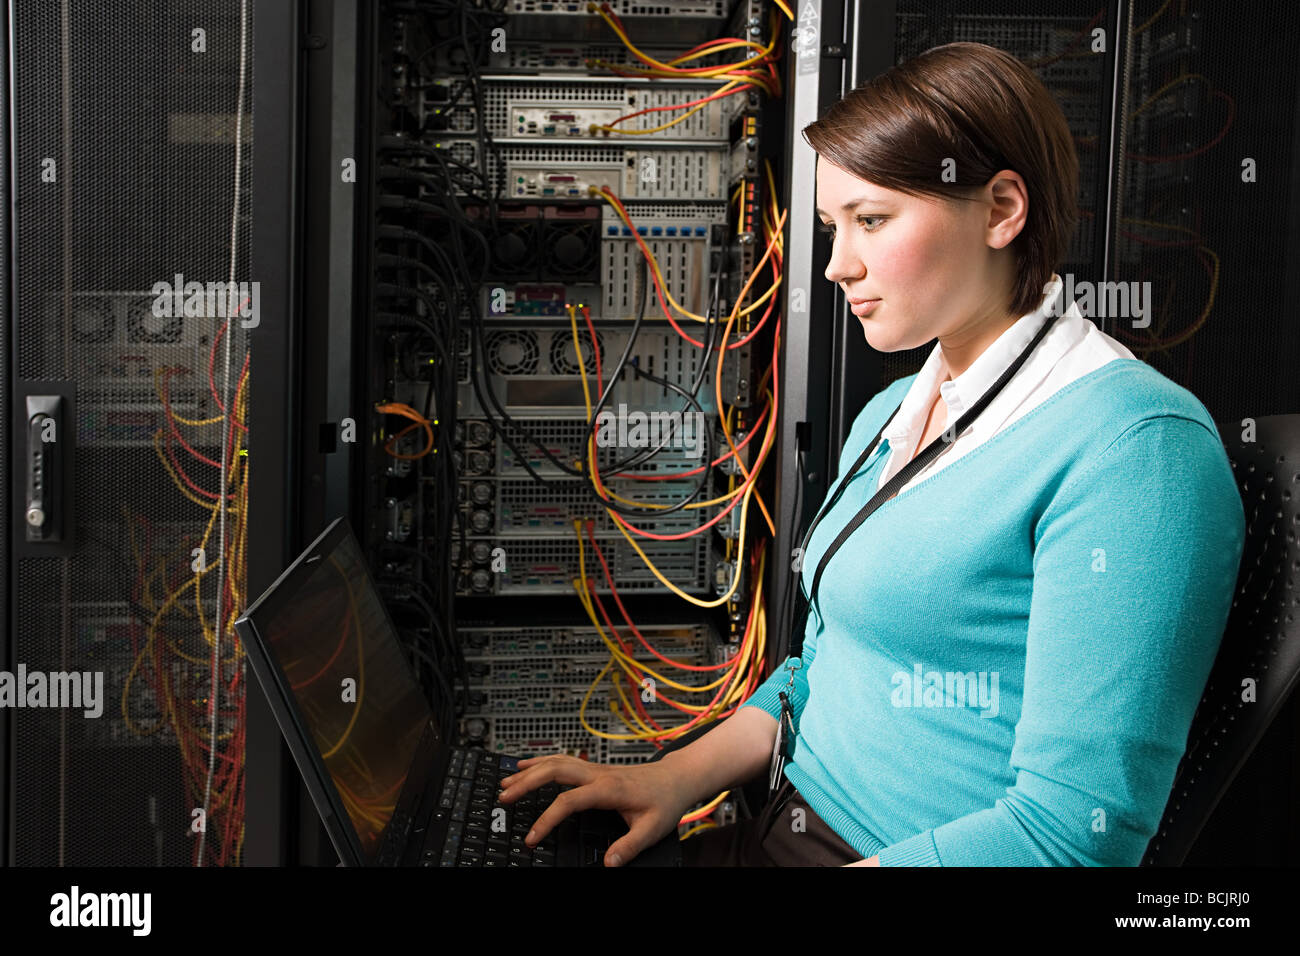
[880,274,1084,447]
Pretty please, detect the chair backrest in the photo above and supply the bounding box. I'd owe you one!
[1141,414,1300,865]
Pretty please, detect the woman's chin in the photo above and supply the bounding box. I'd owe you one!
[859,319,901,351]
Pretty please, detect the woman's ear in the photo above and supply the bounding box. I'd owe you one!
[984,171,1028,250]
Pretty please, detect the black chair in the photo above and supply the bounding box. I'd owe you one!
[1142,414,1300,865]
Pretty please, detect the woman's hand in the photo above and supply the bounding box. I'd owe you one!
[498,754,695,867]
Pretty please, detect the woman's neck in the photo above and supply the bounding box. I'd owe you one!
[938,314,1020,379]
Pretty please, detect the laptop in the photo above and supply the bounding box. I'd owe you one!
[234,515,681,867]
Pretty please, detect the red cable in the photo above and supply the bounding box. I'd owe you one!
[584,519,735,672]
[579,304,603,394]
[580,300,767,481]
[589,318,779,539]
[601,83,749,129]
[161,426,234,501]
[598,186,781,353]
[622,399,771,481]
[160,368,224,469]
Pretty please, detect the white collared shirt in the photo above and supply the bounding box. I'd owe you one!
[873,273,1136,494]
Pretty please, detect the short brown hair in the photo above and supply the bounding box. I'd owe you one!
[803,41,1078,319]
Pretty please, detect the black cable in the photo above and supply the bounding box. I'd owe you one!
[380,160,572,486]
[383,148,666,490]
[375,308,454,445]
[383,1,734,509]
[378,163,482,196]
[376,219,464,710]
[597,361,713,516]
[455,0,506,226]
[378,135,486,190]
[382,186,731,523]
[386,587,463,709]
[394,623,455,730]
[417,173,592,484]
[594,244,726,477]
[565,254,723,518]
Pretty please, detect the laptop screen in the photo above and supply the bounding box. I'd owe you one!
[252,523,433,859]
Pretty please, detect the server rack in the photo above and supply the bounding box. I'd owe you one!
[5,0,262,865]
[252,0,812,861]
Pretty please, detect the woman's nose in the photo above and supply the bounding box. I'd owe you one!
[824,236,865,284]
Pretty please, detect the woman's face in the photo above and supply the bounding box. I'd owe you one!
[814,156,1026,354]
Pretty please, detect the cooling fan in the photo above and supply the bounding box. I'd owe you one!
[548,328,603,376]
[127,298,183,343]
[541,215,600,282]
[486,329,540,375]
[484,204,542,280]
[69,296,115,344]
[540,203,601,282]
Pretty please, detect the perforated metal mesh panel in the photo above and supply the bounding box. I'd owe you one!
[1105,0,1300,421]
[9,1,253,866]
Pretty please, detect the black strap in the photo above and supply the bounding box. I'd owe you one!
[788,303,1067,658]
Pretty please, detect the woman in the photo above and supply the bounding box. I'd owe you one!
[497,41,1246,866]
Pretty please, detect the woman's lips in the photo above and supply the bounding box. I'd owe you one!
[850,298,881,317]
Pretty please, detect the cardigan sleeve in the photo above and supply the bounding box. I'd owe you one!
[876,415,1245,866]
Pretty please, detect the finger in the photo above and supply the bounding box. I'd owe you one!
[501,753,565,785]
[497,754,563,798]
[499,755,597,801]
[523,783,607,846]
[603,819,666,867]
[513,753,576,768]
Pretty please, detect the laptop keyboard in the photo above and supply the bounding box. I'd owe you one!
[420,748,561,867]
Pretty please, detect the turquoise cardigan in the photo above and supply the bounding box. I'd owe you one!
[742,359,1246,865]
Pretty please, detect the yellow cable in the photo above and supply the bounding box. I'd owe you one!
[571,537,766,735]
[680,820,719,840]
[590,56,774,96]
[155,368,226,426]
[588,2,777,79]
[1129,73,1212,120]
[591,388,770,607]
[665,39,767,63]
[573,530,729,693]
[594,186,781,323]
[590,79,747,136]
[571,309,769,513]
[712,209,786,537]
[577,218,784,538]
[1133,0,1173,34]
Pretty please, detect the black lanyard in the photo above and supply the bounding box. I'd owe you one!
[787,304,1066,658]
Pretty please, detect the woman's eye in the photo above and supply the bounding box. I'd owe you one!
[817,217,882,237]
